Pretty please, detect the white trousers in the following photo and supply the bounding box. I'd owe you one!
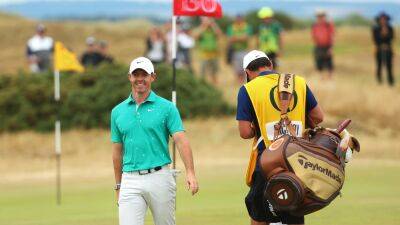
[119,168,176,225]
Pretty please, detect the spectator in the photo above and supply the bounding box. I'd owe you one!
[227,15,252,83]
[193,17,223,84]
[145,27,167,65]
[163,21,173,64]
[177,23,195,73]
[373,12,395,86]
[257,7,283,69]
[26,24,54,73]
[164,19,195,72]
[312,10,335,79]
[80,36,103,67]
[99,40,114,64]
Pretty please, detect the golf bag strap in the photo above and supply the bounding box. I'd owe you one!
[274,74,297,141]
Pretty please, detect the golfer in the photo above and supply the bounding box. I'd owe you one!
[237,50,323,225]
[111,56,199,225]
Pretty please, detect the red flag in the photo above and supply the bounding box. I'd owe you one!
[173,0,223,18]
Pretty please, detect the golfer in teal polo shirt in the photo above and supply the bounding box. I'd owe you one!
[111,56,199,225]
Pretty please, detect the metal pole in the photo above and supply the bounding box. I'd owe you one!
[54,70,62,205]
[54,70,60,102]
[55,121,61,205]
[171,14,182,214]
[172,15,177,170]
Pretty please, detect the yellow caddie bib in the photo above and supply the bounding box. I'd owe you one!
[244,73,307,186]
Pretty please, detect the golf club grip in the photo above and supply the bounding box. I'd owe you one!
[336,119,351,133]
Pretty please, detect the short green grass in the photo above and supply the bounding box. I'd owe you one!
[1,161,399,225]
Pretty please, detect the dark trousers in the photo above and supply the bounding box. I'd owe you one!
[314,46,333,72]
[376,49,394,86]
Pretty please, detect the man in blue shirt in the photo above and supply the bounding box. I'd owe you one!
[111,57,199,225]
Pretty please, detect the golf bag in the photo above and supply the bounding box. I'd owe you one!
[255,74,360,216]
[260,121,360,216]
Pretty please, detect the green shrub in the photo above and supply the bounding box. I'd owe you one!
[0,63,233,132]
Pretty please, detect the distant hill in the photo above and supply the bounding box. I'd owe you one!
[0,0,399,23]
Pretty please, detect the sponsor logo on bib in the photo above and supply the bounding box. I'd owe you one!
[266,121,303,140]
[269,85,298,112]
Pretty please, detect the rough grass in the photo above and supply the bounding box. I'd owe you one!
[0,161,399,225]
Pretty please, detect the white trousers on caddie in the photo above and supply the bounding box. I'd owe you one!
[119,167,176,225]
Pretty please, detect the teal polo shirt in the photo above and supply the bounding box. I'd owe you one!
[110,91,184,172]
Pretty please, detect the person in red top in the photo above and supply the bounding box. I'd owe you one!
[312,10,335,79]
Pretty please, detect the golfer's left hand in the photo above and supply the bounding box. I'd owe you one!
[186,172,199,195]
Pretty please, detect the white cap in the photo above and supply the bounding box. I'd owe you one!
[129,57,155,75]
[315,9,327,16]
[36,23,46,32]
[86,36,96,45]
[242,50,270,70]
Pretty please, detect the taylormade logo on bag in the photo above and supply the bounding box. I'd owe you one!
[298,155,342,183]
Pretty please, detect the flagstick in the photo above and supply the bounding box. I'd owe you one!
[171,14,181,214]
[54,70,62,205]
[172,15,177,170]
[55,121,61,205]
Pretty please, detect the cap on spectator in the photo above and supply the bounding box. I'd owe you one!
[86,36,96,45]
[376,11,391,22]
[36,23,46,32]
[243,50,270,70]
[258,7,274,19]
[181,23,191,31]
[315,9,327,17]
[129,57,155,75]
[99,40,108,48]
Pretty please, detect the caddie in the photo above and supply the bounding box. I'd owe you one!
[111,56,199,225]
[236,50,324,225]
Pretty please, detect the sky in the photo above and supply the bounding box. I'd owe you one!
[1,0,400,6]
[1,0,399,22]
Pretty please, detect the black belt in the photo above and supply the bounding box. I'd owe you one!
[137,166,162,175]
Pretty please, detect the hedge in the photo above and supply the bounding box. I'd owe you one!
[0,63,233,132]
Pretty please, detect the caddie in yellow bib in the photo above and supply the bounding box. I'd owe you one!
[245,73,306,144]
[237,50,324,225]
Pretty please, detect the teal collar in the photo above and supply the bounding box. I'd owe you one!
[127,91,157,104]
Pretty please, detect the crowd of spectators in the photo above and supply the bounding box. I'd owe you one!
[26,9,395,86]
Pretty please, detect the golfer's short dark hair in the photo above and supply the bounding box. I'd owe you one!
[246,57,271,71]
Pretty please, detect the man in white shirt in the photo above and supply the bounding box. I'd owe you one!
[177,24,195,72]
[26,24,54,73]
